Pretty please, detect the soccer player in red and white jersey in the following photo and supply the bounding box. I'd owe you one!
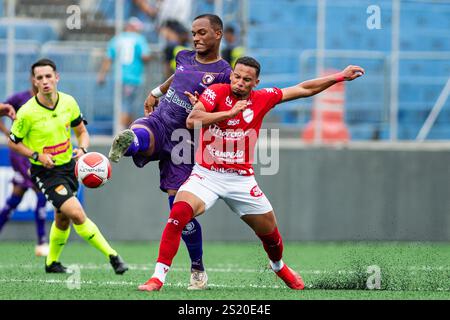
[138,56,364,291]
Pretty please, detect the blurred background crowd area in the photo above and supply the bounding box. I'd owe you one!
[0,0,449,140]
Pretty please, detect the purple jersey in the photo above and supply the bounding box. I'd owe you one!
[5,90,33,112]
[4,90,35,189]
[153,50,231,134]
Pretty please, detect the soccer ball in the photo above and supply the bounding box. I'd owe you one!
[75,152,112,188]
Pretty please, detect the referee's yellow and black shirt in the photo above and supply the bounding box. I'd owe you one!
[10,91,86,166]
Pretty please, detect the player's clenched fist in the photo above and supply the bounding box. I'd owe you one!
[144,93,159,116]
[228,100,248,118]
[39,153,55,169]
[340,65,365,81]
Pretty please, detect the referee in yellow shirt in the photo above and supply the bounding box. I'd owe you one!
[9,59,128,275]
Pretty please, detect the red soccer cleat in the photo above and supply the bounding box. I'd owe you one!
[138,277,164,291]
[275,265,305,290]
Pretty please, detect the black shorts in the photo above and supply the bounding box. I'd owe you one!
[30,159,79,210]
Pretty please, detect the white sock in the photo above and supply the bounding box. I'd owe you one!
[270,260,284,272]
[152,262,170,283]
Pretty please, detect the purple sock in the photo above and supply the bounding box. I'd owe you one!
[124,128,150,156]
[168,195,175,210]
[34,193,47,244]
[0,194,22,231]
[169,195,205,271]
[181,217,204,272]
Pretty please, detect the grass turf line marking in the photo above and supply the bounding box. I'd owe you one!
[0,263,449,273]
[0,278,283,289]
[0,278,448,291]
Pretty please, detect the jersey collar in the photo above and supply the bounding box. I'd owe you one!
[35,93,60,111]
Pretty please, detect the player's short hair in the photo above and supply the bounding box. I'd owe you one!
[193,14,223,31]
[31,58,57,76]
[235,56,261,77]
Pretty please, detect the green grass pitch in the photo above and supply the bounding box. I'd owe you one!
[0,241,448,300]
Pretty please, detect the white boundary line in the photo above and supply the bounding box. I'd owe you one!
[0,278,448,292]
[0,263,448,273]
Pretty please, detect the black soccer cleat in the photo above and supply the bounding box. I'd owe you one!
[109,255,129,275]
[45,261,71,274]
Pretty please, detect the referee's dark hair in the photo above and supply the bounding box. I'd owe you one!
[193,14,223,31]
[31,58,57,76]
[235,56,261,77]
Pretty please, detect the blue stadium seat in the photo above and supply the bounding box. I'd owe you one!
[0,20,58,43]
[348,124,378,140]
[245,0,450,135]
[194,0,214,16]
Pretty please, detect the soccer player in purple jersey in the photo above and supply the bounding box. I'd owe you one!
[108,14,231,290]
[0,84,50,256]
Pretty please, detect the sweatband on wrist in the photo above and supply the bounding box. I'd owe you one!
[151,87,164,98]
[334,73,346,82]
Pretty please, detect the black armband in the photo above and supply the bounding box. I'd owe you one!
[71,114,88,127]
[9,132,23,144]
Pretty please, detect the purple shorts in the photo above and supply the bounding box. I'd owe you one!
[132,115,194,192]
[9,150,35,189]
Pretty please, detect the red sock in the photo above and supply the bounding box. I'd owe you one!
[157,201,193,266]
[257,227,284,262]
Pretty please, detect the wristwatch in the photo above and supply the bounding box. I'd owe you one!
[80,147,88,154]
[31,151,39,161]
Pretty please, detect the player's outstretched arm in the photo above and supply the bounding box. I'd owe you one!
[185,93,247,129]
[144,74,175,116]
[281,65,365,103]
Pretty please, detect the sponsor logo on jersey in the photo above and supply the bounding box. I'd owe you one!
[209,124,250,140]
[225,96,233,107]
[250,185,263,198]
[227,118,240,126]
[164,87,193,113]
[166,87,175,99]
[206,145,244,162]
[265,88,278,94]
[43,139,70,156]
[202,73,216,85]
[168,218,179,226]
[242,108,254,123]
[209,165,250,175]
[55,185,68,196]
[202,88,217,106]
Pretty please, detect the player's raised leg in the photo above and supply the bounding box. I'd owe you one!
[242,211,304,290]
[108,124,154,163]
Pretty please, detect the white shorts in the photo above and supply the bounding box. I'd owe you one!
[178,164,273,217]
